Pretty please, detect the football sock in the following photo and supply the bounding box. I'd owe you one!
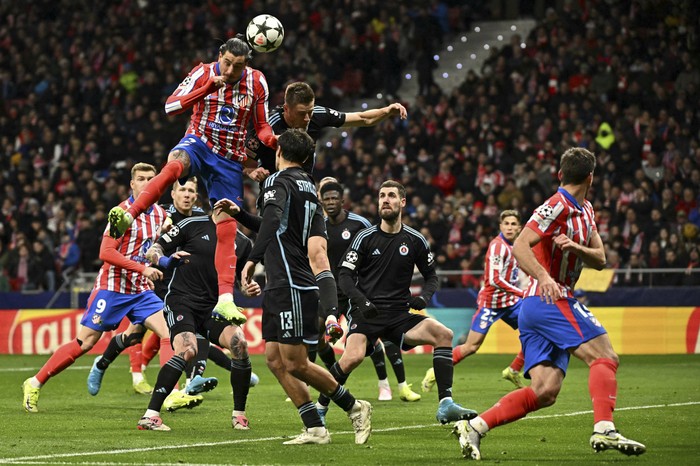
[318,343,336,370]
[208,345,232,370]
[308,344,318,363]
[129,342,143,373]
[370,342,388,380]
[215,218,237,296]
[589,358,618,423]
[142,332,161,367]
[97,333,129,370]
[433,347,454,400]
[36,339,84,384]
[298,401,325,428]
[148,355,187,412]
[315,271,338,315]
[127,160,184,218]
[185,335,209,379]
[509,351,525,372]
[481,386,539,429]
[329,384,356,412]
[452,346,465,365]
[384,341,405,384]
[318,362,350,407]
[231,357,252,412]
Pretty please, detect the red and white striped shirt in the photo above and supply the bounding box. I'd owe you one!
[165,62,272,162]
[524,187,597,298]
[94,198,167,294]
[477,233,524,309]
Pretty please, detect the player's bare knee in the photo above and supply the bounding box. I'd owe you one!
[285,358,309,378]
[435,325,453,346]
[230,331,249,360]
[534,386,559,407]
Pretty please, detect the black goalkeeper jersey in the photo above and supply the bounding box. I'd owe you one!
[157,215,253,311]
[339,224,436,312]
[245,105,346,174]
[326,211,372,280]
[248,167,326,291]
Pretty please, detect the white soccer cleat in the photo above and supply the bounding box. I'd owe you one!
[348,400,372,444]
[137,415,171,431]
[453,420,483,460]
[378,381,392,401]
[590,430,646,456]
[283,426,331,444]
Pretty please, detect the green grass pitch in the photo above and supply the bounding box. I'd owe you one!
[1,353,699,465]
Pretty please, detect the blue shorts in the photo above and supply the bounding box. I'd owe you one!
[470,301,521,334]
[81,290,164,332]
[518,296,607,378]
[173,135,244,206]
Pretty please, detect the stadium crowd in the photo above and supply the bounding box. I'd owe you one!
[0,0,698,293]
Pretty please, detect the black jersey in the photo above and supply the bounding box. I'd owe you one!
[326,211,372,280]
[153,205,206,299]
[248,167,326,291]
[339,224,436,312]
[157,215,253,310]
[245,105,346,174]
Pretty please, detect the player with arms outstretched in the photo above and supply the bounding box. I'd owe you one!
[453,148,645,459]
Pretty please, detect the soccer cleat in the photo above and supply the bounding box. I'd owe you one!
[232,414,250,430]
[317,405,328,424]
[250,372,259,387]
[22,378,40,413]
[137,415,171,431]
[107,206,132,239]
[163,390,204,412]
[453,420,483,460]
[398,384,421,402]
[283,426,331,445]
[421,367,436,392]
[436,398,478,424]
[378,384,392,401]
[590,430,646,456]
[133,379,153,395]
[87,356,105,396]
[348,400,372,444]
[212,301,247,325]
[501,367,525,388]
[185,375,219,395]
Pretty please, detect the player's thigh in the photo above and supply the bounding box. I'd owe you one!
[403,314,450,347]
[339,333,369,370]
[570,332,617,365]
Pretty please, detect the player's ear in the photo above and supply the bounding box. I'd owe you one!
[557,170,562,181]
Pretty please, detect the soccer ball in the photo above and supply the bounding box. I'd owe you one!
[246,14,284,53]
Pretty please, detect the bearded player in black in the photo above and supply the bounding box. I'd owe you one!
[220,128,372,445]
[317,180,478,425]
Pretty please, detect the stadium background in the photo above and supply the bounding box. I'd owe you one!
[0,0,698,355]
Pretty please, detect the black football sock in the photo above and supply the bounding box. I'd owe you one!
[318,343,337,370]
[433,347,454,400]
[186,335,210,379]
[148,355,187,412]
[231,357,252,412]
[384,341,406,384]
[370,341,388,380]
[298,401,325,428]
[208,345,232,371]
[329,383,356,412]
[318,362,350,407]
[308,343,318,363]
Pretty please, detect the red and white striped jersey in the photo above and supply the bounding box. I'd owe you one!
[477,233,524,309]
[94,198,167,294]
[524,187,597,298]
[166,62,271,162]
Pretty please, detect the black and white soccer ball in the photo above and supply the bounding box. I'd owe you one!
[246,14,284,53]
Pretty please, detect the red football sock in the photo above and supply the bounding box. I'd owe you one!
[158,337,174,367]
[127,160,184,218]
[452,347,464,365]
[142,332,161,367]
[589,358,618,423]
[215,218,238,296]
[129,343,143,373]
[509,351,525,371]
[35,339,85,384]
[481,387,540,429]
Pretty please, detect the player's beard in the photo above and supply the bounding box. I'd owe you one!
[380,207,400,223]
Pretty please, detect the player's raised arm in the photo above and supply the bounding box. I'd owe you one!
[342,102,407,127]
[164,64,220,116]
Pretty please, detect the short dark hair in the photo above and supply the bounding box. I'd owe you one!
[320,182,343,197]
[219,34,252,61]
[285,82,315,107]
[278,129,314,165]
[379,180,406,199]
[560,147,596,185]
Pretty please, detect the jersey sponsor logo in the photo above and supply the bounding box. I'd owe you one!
[372,248,381,256]
[399,243,409,256]
[201,234,210,241]
[219,105,236,125]
[264,190,277,203]
[141,238,153,256]
[341,229,351,240]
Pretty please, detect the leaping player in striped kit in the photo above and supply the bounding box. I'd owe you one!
[421,210,527,393]
[106,35,277,327]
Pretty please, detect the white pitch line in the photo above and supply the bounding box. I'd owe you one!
[0,366,93,372]
[1,401,698,464]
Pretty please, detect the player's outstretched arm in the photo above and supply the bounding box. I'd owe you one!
[99,235,150,275]
[343,102,407,127]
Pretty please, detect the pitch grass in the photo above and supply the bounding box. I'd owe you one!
[1,353,699,465]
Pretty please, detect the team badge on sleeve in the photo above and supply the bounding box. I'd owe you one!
[341,250,358,270]
[531,202,563,231]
